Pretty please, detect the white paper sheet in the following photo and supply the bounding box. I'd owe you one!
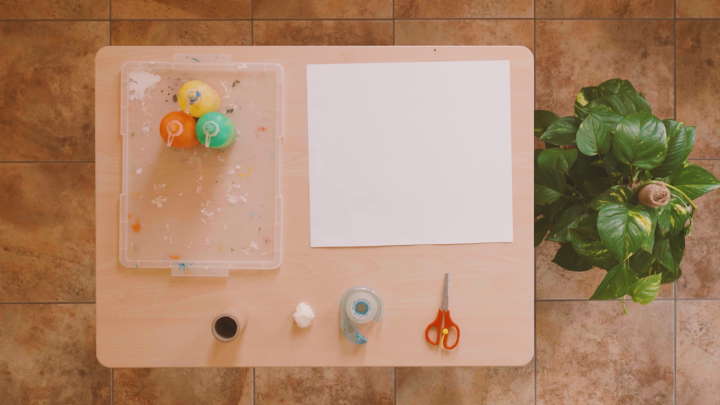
[307,60,513,247]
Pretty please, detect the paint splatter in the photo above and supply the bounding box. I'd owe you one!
[127,71,161,101]
[226,193,247,205]
[151,195,167,208]
[135,168,143,175]
[131,219,142,233]
[236,167,253,178]
[168,254,182,260]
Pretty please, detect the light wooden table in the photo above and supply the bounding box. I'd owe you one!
[95,46,534,367]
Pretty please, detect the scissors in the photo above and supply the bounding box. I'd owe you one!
[424,273,461,350]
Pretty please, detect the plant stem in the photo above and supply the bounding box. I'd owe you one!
[664,183,698,210]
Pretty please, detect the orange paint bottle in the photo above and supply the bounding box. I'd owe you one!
[159,111,198,148]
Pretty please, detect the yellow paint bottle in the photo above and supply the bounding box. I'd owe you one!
[177,80,220,118]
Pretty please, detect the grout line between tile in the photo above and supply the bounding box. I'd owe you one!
[393,367,397,405]
[0,18,109,22]
[674,292,678,405]
[532,3,538,402]
[110,368,114,405]
[107,0,111,45]
[252,367,256,405]
[675,297,720,301]
[2,17,720,23]
[250,0,254,45]
[535,297,677,302]
[0,301,96,304]
[392,0,396,45]
[0,160,95,164]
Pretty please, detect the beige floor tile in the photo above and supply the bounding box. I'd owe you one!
[114,368,253,405]
[677,300,720,405]
[0,304,110,404]
[111,21,251,46]
[536,0,673,18]
[676,161,720,298]
[395,19,533,47]
[677,21,720,158]
[112,0,250,19]
[255,368,394,405]
[0,22,107,161]
[253,0,392,18]
[535,20,674,119]
[0,163,95,302]
[677,0,720,17]
[395,0,532,18]
[397,364,534,405]
[253,20,393,45]
[536,301,674,404]
[0,0,108,19]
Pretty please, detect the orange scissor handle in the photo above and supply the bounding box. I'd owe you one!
[425,309,445,346]
[424,310,461,350]
[441,310,460,350]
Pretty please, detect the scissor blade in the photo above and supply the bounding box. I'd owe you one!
[441,273,449,310]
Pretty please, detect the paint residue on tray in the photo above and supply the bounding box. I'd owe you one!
[236,167,253,178]
[128,71,161,101]
[151,195,167,208]
[226,192,247,205]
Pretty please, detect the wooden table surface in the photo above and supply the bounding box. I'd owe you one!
[95,46,534,367]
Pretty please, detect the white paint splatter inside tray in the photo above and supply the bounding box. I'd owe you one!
[119,61,283,270]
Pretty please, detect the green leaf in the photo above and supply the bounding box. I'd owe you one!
[590,185,633,210]
[552,243,593,271]
[535,184,564,206]
[594,79,652,115]
[653,120,696,178]
[597,79,637,96]
[540,116,581,146]
[548,204,587,243]
[612,112,668,169]
[631,274,662,304]
[670,163,720,200]
[535,217,550,247]
[657,194,692,236]
[597,203,655,261]
[568,154,613,198]
[590,263,638,300]
[639,209,657,254]
[629,250,655,277]
[537,148,578,174]
[653,234,685,283]
[534,110,559,137]
[576,104,622,156]
[575,86,601,119]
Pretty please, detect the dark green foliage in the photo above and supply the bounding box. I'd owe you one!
[535,78,720,304]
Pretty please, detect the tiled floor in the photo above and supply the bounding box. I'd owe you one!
[1,0,719,404]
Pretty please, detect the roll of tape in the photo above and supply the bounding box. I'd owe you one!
[339,287,382,344]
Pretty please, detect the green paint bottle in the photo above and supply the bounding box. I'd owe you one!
[196,112,236,149]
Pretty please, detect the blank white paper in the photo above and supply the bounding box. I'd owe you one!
[307,60,513,247]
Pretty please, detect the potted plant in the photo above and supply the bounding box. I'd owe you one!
[534,79,720,304]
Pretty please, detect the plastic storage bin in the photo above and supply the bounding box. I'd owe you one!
[119,58,283,275]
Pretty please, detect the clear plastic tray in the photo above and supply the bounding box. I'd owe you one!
[119,57,283,275]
